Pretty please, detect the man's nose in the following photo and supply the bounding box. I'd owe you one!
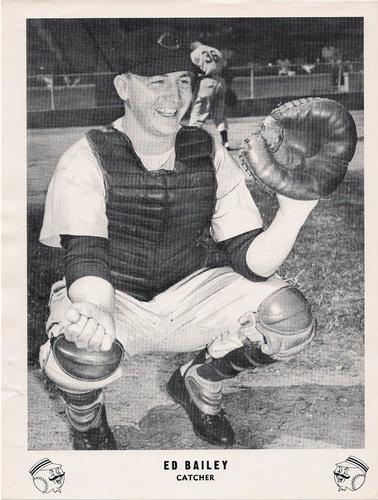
[164,80,182,101]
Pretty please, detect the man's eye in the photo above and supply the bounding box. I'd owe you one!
[150,79,164,85]
[179,79,191,86]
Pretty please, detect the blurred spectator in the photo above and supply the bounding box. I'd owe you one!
[293,57,316,75]
[42,76,53,88]
[221,48,234,63]
[63,75,81,87]
[332,50,343,87]
[36,66,53,88]
[321,45,336,64]
[343,60,353,73]
[302,62,316,74]
[322,46,344,87]
[276,56,291,76]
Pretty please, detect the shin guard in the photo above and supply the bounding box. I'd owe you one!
[58,389,104,432]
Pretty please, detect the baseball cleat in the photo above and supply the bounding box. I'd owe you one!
[166,366,234,447]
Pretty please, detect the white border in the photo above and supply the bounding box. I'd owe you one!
[2,2,378,499]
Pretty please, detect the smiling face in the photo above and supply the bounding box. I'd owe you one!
[115,71,193,141]
[333,465,350,490]
[47,466,65,491]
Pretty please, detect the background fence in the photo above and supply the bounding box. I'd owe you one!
[27,62,363,113]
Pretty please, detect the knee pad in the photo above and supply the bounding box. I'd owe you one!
[256,286,316,360]
[39,335,124,392]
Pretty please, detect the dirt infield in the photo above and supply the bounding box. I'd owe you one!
[27,112,364,450]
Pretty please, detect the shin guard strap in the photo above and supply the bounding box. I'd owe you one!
[58,389,102,406]
[198,339,276,382]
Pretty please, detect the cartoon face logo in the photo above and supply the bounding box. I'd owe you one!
[29,458,65,494]
[333,456,368,491]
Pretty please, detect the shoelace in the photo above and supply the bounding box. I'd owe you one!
[201,409,226,423]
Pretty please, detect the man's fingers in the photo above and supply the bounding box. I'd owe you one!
[64,315,88,342]
[87,325,106,352]
[64,302,116,350]
[65,306,81,324]
[70,302,114,332]
[75,317,98,349]
[100,334,113,352]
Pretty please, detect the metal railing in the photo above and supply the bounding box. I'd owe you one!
[27,61,363,112]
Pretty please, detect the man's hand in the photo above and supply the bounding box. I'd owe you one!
[64,302,116,352]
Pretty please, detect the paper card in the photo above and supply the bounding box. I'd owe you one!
[2,2,377,499]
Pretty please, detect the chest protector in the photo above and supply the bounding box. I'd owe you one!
[86,126,217,302]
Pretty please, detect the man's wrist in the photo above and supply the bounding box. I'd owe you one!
[67,276,115,314]
[276,203,315,227]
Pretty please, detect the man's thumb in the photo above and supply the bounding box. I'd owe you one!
[65,306,81,323]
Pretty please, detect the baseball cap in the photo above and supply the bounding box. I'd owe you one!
[29,458,63,476]
[119,30,192,76]
[336,456,369,473]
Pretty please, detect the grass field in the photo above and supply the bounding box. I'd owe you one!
[27,112,364,450]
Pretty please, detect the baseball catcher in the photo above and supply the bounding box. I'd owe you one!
[38,29,357,450]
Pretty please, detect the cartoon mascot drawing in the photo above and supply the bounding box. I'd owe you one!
[333,455,368,492]
[29,458,65,493]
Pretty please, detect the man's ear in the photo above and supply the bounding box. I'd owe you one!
[114,74,129,100]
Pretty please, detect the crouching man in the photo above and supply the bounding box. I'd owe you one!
[38,30,317,450]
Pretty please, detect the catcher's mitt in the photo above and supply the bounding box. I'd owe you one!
[239,97,357,200]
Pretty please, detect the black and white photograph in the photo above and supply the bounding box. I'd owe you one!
[3,3,377,499]
[26,16,364,451]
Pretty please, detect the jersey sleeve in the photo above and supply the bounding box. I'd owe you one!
[39,136,108,248]
[211,143,263,242]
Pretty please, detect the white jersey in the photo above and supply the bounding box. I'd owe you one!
[190,44,226,76]
[40,117,263,248]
